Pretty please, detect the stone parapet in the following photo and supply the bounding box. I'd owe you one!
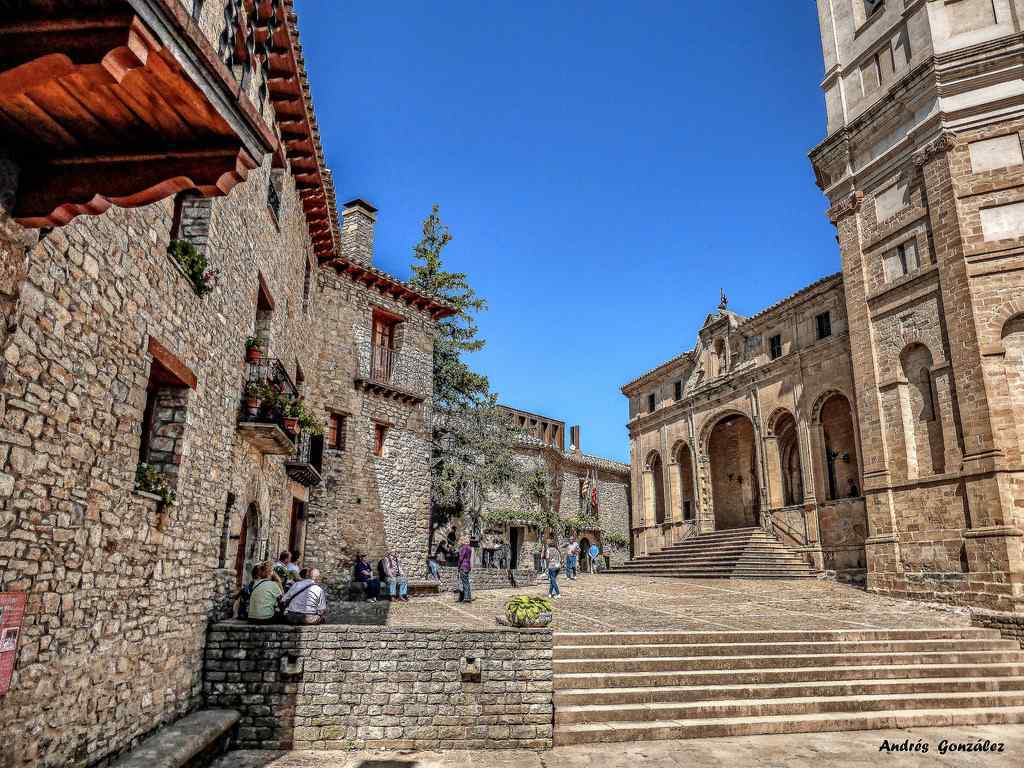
[971,609,1024,648]
[203,623,553,750]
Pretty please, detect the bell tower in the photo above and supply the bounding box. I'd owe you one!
[809,0,1024,612]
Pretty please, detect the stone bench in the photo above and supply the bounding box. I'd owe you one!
[345,578,439,602]
[110,709,239,768]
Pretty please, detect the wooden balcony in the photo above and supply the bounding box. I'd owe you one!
[354,343,425,405]
[284,431,323,486]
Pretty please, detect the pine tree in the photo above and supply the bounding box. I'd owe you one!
[409,205,518,527]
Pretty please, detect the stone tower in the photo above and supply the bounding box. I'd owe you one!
[810,1,1024,611]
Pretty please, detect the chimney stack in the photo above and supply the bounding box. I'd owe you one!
[570,425,581,453]
[340,198,377,265]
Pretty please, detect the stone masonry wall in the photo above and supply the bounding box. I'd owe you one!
[0,146,328,768]
[972,610,1024,649]
[303,269,435,588]
[203,623,553,750]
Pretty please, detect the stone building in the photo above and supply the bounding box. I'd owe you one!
[626,0,1024,613]
[0,2,450,766]
[468,406,631,574]
[623,280,867,577]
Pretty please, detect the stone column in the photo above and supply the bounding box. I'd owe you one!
[763,434,784,510]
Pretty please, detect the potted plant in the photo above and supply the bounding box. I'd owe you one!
[280,394,302,433]
[244,381,263,416]
[298,405,324,436]
[245,335,263,363]
[498,595,553,628]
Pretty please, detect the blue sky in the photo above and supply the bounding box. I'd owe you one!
[298,1,837,463]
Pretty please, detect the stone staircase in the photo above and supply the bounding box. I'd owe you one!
[611,526,817,579]
[551,628,1024,745]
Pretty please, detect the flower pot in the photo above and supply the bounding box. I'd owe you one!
[246,348,262,363]
[245,398,261,416]
[282,416,299,433]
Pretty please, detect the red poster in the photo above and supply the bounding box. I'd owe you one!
[0,592,26,697]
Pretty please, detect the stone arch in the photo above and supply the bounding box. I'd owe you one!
[705,413,760,530]
[818,392,861,501]
[234,502,260,587]
[768,408,804,507]
[1001,314,1024,457]
[900,342,945,478]
[643,450,667,525]
[673,441,696,520]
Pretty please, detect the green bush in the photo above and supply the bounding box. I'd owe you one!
[168,239,218,296]
[505,595,552,625]
[135,463,176,507]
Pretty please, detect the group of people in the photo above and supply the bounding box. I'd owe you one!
[352,550,412,602]
[542,539,602,599]
[237,550,328,625]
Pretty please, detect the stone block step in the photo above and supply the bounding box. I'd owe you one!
[552,638,1017,660]
[623,553,810,565]
[551,705,1024,745]
[609,569,817,579]
[552,649,1024,674]
[553,676,1024,706]
[553,690,1024,724]
[552,628,1001,646]
[552,662,1024,690]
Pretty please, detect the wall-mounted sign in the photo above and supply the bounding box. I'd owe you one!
[0,592,26,696]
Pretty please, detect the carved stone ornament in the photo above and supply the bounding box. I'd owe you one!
[912,133,958,167]
[826,191,864,224]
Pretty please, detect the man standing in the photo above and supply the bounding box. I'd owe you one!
[280,567,327,625]
[588,543,600,574]
[383,550,409,602]
[566,540,580,580]
[457,537,474,603]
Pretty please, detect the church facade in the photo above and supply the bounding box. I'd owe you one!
[625,0,1024,614]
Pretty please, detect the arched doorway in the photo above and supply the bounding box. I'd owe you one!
[774,412,804,506]
[644,451,666,525]
[900,344,945,478]
[234,502,259,586]
[707,414,760,529]
[819,393,860,500]
[1004,315,1024,457]
[676,443,695,520]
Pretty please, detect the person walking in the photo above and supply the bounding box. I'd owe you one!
[457,537,474,603]
[280,567,327,625]
[566,540,580,580]
[546,540,562,599]
[383,550,409,601]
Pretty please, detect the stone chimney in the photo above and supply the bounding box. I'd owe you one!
[340,198,377,265]
[570,425,581,453]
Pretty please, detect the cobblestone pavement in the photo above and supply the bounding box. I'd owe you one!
[213,725,1022,767]
[365,573,970,632]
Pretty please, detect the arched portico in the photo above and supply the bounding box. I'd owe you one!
[705,413,760,530]
[643,450,667,526]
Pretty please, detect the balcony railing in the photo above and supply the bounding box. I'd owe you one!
[355,343,427,404]
[237,357,298,454]
[370,343,395,383]
[285,431,324,486]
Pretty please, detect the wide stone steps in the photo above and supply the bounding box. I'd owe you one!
[553,706,1024,744]
[609,526,818,579]
[551,628,1024,745]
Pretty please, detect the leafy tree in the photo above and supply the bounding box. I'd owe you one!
[408,205,519,535]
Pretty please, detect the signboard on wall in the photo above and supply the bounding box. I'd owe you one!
[0,592,26,696]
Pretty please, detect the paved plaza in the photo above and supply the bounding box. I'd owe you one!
[352,573,972,632]
[214,725,1023,767]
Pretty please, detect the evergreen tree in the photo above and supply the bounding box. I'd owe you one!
[409,205,518,528]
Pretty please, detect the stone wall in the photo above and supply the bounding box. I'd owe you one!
[203,623,553,750]
[972,610,1024,649]
[303,268,435,587]
[437,566,539,593]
